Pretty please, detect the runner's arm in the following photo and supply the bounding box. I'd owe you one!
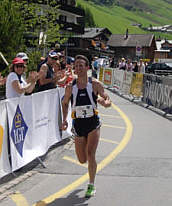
[94,80,111,108]
[61,84,72,130]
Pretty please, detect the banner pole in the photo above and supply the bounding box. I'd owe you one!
[0,52,9,66]
[37,157,46,168]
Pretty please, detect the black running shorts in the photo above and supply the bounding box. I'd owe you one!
[72,115,101,137]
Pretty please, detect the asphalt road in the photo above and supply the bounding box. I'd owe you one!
[1,89,172,206]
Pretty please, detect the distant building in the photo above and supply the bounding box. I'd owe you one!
[147,25,172,33]
[66,27,114,61]
[154,39,172,61]
[57,0,85,34]
[107,32,156,61]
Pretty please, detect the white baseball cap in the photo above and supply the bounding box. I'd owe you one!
[16,52,29,60]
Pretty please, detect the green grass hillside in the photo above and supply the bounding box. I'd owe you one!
[77,0,172,39]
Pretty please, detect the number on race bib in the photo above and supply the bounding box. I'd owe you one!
[75,105,94,118]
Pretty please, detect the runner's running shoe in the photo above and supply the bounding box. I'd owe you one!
[85,184,96,198]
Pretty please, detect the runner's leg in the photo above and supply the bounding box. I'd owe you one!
[87,128,100,184]
[75,136,87,164]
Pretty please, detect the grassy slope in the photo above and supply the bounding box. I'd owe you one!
[77,0,172,39]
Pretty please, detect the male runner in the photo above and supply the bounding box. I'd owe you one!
[61,55,111,198]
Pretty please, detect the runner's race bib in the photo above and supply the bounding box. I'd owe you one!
[75,105,94,118]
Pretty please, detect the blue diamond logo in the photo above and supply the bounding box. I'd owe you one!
[11,105,28,157]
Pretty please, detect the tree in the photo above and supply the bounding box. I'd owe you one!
[0,0,25,72]
[0,0,62,74]
[16,0,61,73]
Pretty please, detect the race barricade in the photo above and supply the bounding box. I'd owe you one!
[0,100,11,178]
[142,74,172,114]
[98,67,104,83]
[130,73,143,98]
[121,71,133,95]
[103,68,114,87]
[113,69,124,91]
[100,67,172,115]
[2,88,72,173]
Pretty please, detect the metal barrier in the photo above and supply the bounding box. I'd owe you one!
[154,70,172,76]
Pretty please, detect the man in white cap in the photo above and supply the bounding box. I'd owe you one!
[36,51,58,92]
[16,52,29,65]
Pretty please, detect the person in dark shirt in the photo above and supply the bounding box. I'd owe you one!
[36,51,59,92]
[133,61,138,72]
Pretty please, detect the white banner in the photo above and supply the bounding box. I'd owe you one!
[7,88,65,171]
[113,69,124,91]
[7,95,35,171]
[0,100,11,178]
[121,71,133,95]
[32,89,61,154]
[103,68,114,88]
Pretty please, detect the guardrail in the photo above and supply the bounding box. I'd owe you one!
[154,70,172,76]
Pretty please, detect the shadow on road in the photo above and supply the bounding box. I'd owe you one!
[35,189,88,206]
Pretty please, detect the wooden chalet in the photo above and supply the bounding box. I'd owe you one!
[107,32,157,61]
[155,39,172,60]
[66,27,114,62]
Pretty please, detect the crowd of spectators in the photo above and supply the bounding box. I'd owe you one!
[117,57,146,73]
[0,46,75,99]
[0,48,149,100]
[91,56,147,78]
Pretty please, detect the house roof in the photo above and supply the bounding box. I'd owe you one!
[74,28,112,38]
[108,34,155,47]
[156,40,172,51]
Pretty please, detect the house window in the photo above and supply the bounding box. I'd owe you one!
[68,0,76,6]
[59,15,67,22]
[61,0,67,4]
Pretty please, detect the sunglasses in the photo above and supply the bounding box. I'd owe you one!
[51,57,58,60]
[15,64,25,68]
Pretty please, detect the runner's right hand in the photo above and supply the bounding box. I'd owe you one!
[61,120,68,130]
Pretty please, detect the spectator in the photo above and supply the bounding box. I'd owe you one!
[92,56,99,78]
[53,60,74,87]
[126,59,133,72]
[36,51,59,92]
[110,57,115,68]
[119,58,126,70]
[6,57,38,99]
[138,59,145,73]
[132,61,138,72]
[16,52,29,65]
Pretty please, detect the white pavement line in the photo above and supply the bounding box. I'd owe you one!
[100,138,119,144]
[63,156,87,168]
[102,124,125,129]
[10,191,30,206]
[99,113,121,118]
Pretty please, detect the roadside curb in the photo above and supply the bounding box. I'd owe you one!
[0,171,37,201]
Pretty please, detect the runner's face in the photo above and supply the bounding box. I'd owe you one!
[74,59,88,76]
